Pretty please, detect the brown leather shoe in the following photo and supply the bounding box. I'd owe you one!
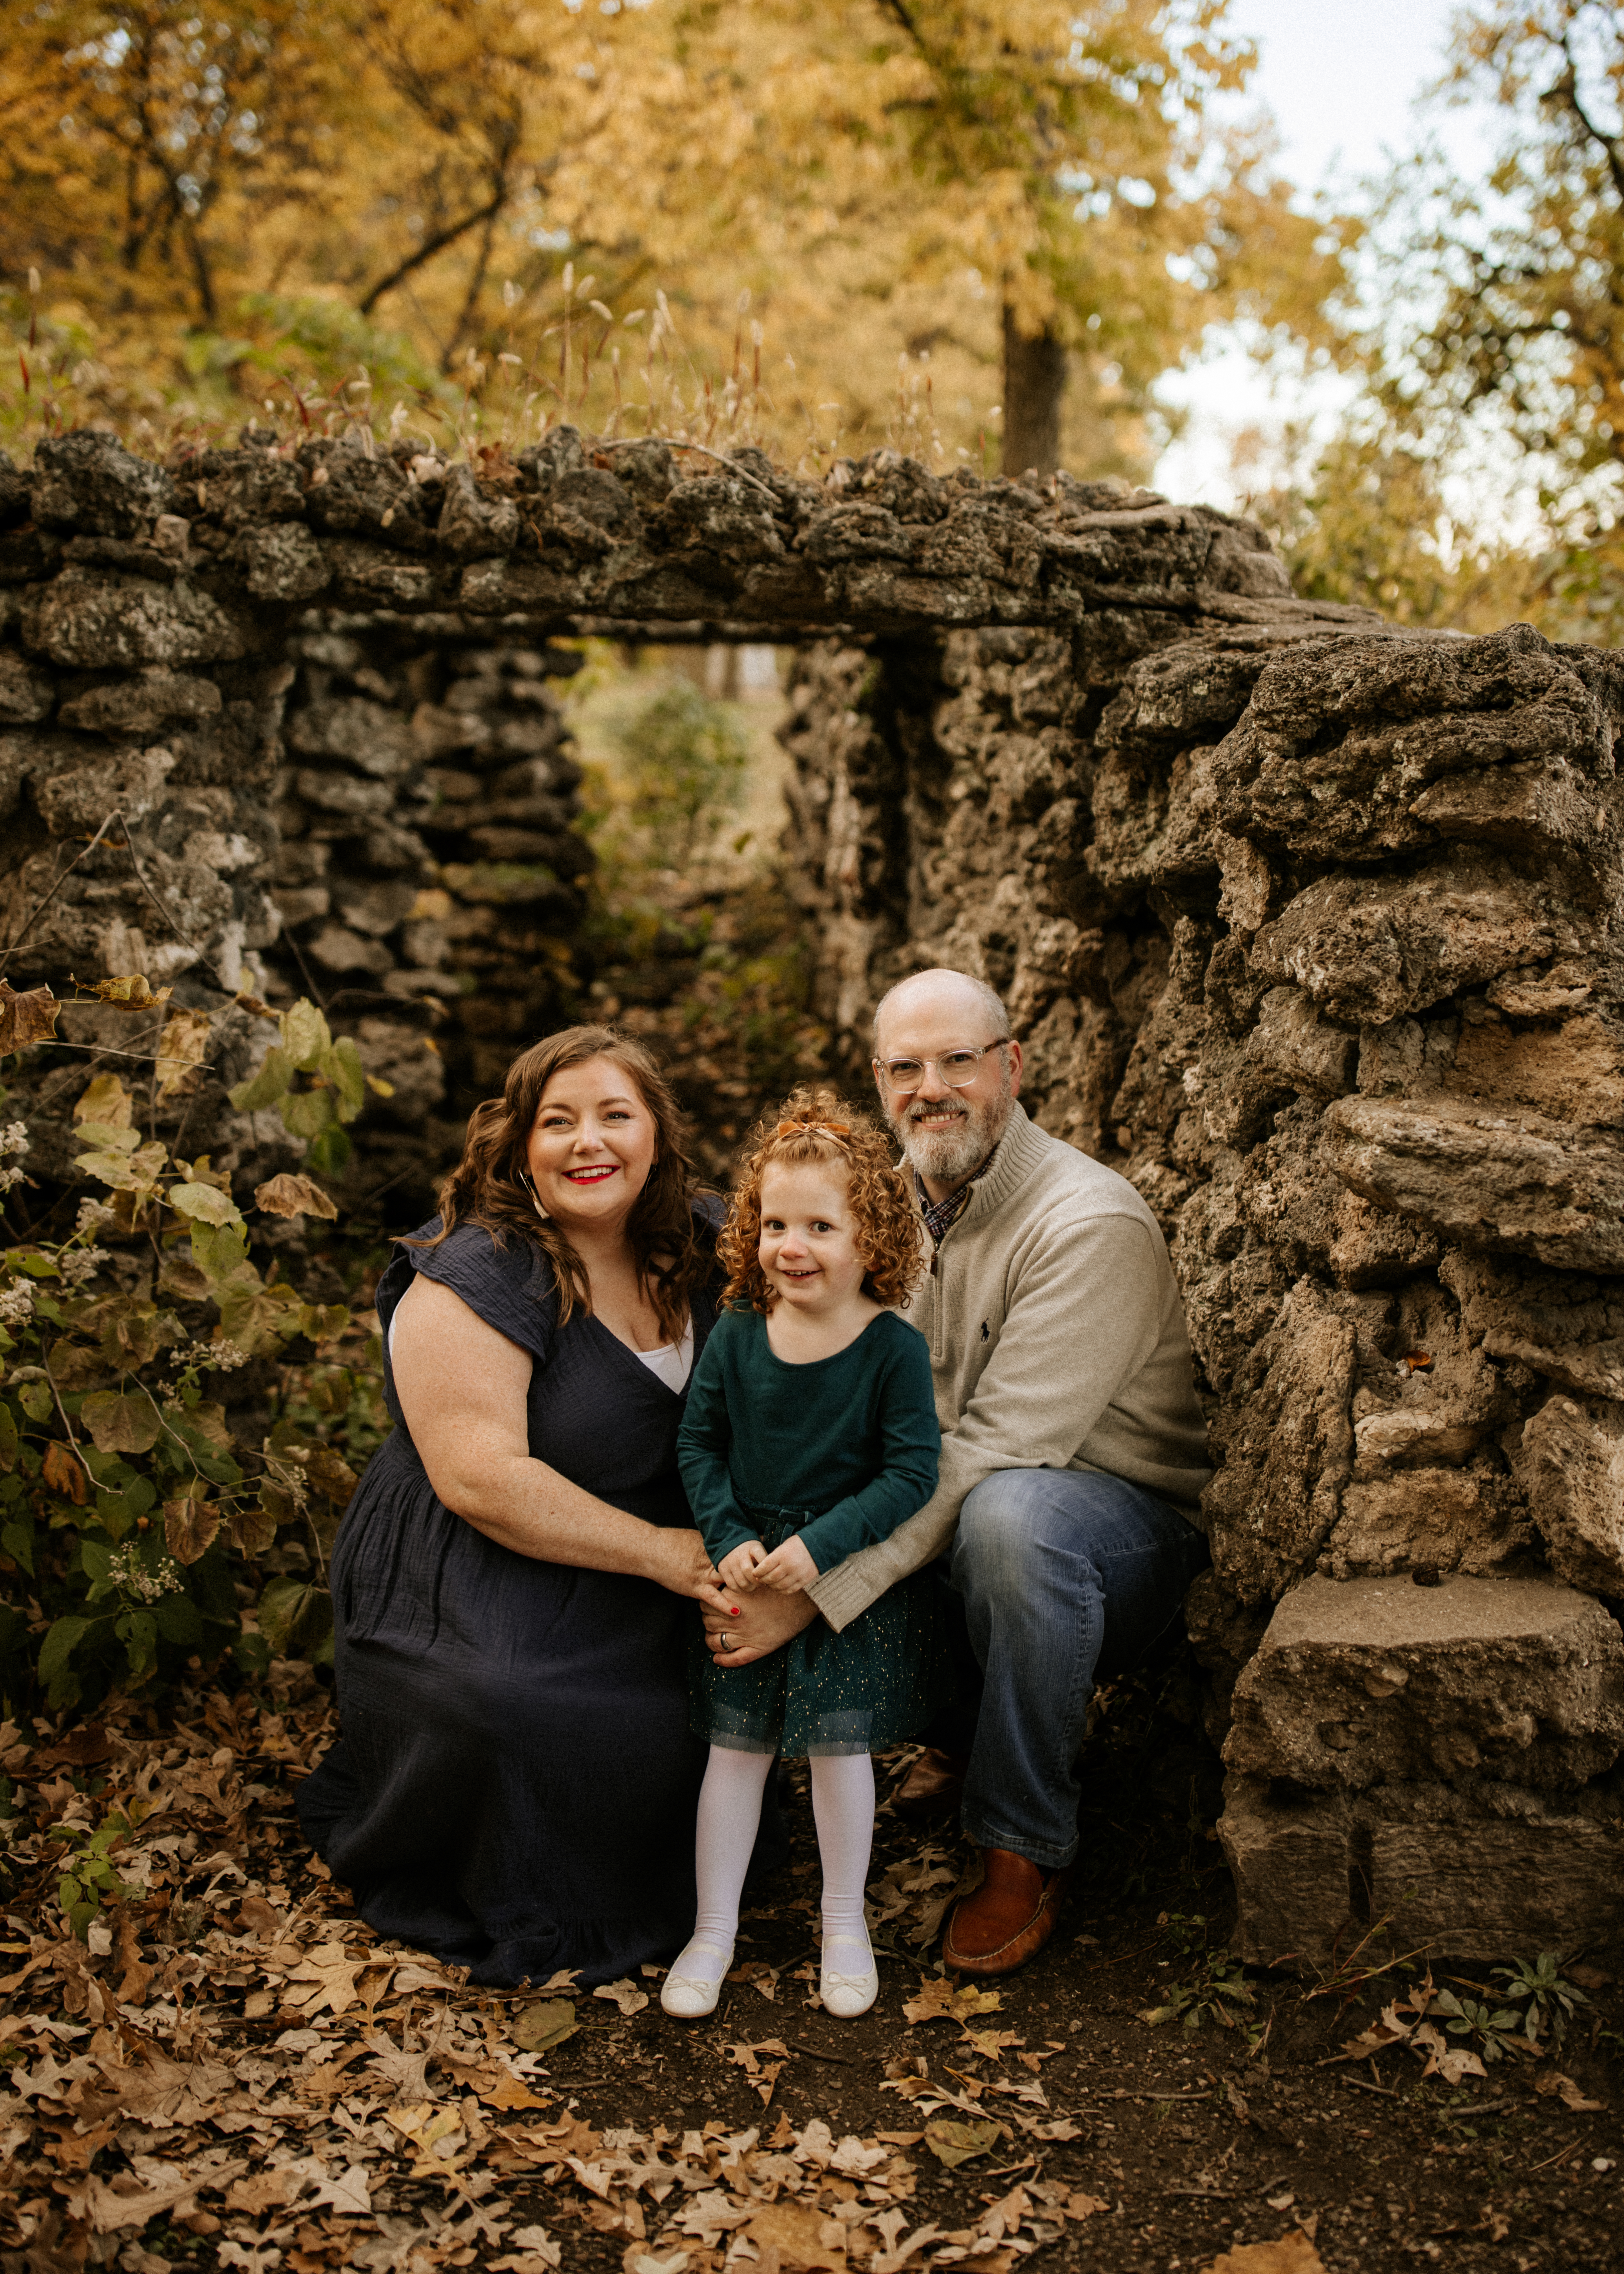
[942,1848,1069,1977]
[889,1748,968,1821]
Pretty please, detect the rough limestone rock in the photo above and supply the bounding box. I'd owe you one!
[1225,1573,1624,1792]
[15,427,1624,1957]
[779,554,1624,1961]
[1515,1394,1624,1594]
[1220,1773,1624,1966]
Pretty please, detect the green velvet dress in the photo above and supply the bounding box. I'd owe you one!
[676,1306,953,1758]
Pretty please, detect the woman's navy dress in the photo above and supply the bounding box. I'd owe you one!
[296,1213,719,1986]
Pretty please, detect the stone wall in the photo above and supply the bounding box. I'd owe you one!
[781,601,1624,1962]
[274,611,589,1211]
[2,429,1287,1211]
[8,423,1624,1957]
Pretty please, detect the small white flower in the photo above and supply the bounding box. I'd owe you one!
[75,1197,117,1234]
[0,1122,29,1157]
[176,1338,251,1371]
[58,1247,110,1288]
[107,1547,183,1602]
[0,1283,34,1327]
[0,1166,23,1194]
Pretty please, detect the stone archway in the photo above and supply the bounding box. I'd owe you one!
[6,425,1624,1963]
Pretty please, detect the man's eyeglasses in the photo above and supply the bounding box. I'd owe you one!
[873,1040,1010,1093]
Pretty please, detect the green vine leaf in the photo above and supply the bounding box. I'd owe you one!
[228,1044,294,1114]
[80,1390,163,1456]
[169,1181,243,1228]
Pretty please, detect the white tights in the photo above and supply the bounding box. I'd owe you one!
[678,1746,876,1986]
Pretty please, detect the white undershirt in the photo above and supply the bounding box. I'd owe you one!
[388,1306,694,1391]
[635,1316,695,1392]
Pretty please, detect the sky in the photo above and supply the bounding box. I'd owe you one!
[1151,0,1486,508]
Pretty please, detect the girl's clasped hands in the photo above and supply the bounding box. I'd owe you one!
[717,1533,817,1594]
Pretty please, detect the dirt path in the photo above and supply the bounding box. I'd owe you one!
[3,1662,1620,2274]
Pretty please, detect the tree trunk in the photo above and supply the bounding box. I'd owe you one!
[1001,307,1067,480]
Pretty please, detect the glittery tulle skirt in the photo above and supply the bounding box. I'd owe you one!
[688,1505,956,1758]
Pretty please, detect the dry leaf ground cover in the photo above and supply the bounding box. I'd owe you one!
[2,1654,1622,2274]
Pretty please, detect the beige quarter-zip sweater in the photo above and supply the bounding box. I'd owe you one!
[806,1103,1211,1634]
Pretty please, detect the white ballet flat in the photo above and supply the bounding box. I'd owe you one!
[660,1937,734,2019]
[819,1937,878,2020]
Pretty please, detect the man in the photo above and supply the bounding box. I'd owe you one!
[705,967,1211,1977]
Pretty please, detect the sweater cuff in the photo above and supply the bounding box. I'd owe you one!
[806,1556,879,1635]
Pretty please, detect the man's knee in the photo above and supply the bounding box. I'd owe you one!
[951,1469,1061,1602]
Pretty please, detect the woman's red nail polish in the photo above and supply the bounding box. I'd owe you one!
[730,1606,741,1616]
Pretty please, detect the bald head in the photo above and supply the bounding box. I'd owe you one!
[872,968,1010,1055]
[871,968,1021,1198]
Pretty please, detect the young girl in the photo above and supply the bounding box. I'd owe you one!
[665,1089,948,2021]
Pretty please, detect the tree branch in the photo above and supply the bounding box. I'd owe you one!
[1553,34,1624,211]
[359,190,508,316]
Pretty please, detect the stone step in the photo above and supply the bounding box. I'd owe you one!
[1224,1571,1624,1791]
[1220,1770,1624,1966]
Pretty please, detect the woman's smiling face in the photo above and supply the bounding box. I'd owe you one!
[526,1055,658,1234]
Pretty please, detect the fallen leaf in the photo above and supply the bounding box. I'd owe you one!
[1066,2193,1110,2218]
[1412,2022,1486,2088]
[0,979,61,1052]
[309,2162,372,2214]
[225,2170,305,2216]
[747,2200,847,2269]
[725,2039,791,2108]
[281,1942,364,2016]
[67,2157,247,2234]
[903,1977,1002,2027]
[479,2070,555,2113]
[1536,2072,1606,2112]
[1197,2236,1326,2273]
[595,1978,650,2017]
[869,2220,941,2272]
[255,1171,338,1221]
[513,1996,578,2053]
[922,2118,1001,2170]
[829,2135,889,2177]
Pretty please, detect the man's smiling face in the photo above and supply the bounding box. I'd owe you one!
[873,972,1022,1193]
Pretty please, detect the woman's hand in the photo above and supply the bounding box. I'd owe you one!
[753,1536,817,1593]
[642,1526,724,1602]
[703,1585,818,1667]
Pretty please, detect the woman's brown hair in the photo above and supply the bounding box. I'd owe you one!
[410,1025,708,1341]
[717,1086,925,1314]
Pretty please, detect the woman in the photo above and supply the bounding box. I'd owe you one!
[297,1025,735,1986]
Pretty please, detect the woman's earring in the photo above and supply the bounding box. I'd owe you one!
[519,1168,550,1222]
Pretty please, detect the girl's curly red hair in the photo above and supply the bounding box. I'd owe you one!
[718,1086,925,1314]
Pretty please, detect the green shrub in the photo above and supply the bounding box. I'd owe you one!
[612,682,751,870]
[0,990,389,1719]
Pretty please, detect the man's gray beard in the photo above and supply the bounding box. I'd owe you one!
[894,1083,1013,1186]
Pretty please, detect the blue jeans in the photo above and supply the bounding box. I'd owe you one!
[940,1467,1210,1872]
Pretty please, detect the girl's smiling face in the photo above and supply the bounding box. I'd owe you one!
[526,1056,657,1233]
[757,1160,867,1317]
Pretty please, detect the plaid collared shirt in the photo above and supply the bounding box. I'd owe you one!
[916,1146,997,1250]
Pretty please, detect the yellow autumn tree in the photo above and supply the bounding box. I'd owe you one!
[0,0,1347,479]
